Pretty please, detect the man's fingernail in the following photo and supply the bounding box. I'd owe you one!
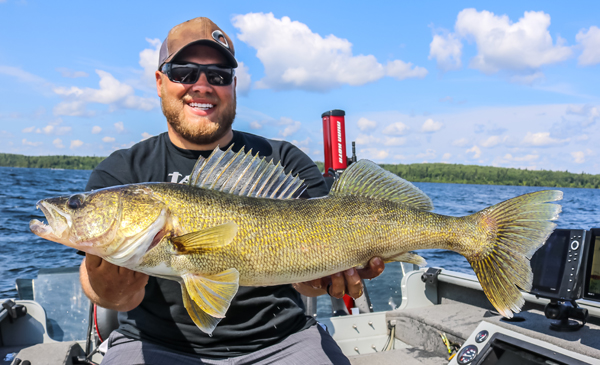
[347,268,356,276]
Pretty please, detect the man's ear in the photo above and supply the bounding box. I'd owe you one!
[156,71,163,98]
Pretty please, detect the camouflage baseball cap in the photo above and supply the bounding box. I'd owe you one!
[158,17,238,69]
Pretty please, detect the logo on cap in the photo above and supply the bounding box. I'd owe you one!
[212,30,230,49]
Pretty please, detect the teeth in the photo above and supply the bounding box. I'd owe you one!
[189,102,214,110]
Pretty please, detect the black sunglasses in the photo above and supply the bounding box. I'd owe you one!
[161,63,235,86]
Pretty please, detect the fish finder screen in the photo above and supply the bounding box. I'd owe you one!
[584,229,600,301]
[530,230,570,294]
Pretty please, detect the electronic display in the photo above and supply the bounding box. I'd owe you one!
[583,228,600,302]
[530,230,569,293]
[529,229,587,301]
[475,333,588,365]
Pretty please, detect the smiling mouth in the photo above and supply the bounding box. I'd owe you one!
[188,102,214,111]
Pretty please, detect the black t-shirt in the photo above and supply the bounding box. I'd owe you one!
[86,131,329,358]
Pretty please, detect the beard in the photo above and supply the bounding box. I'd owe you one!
[161,90,236,146]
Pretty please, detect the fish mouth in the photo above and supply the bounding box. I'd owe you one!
[30,200,72,244]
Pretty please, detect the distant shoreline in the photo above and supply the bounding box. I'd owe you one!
[1,153,598,189]
[0,153,105,171]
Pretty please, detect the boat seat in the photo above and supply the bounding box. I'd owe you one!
[10,342,85,365]
[387,302,488,357]
[94,305,119,343]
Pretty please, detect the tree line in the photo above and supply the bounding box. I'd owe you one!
[0,153,105,170]
[315,161,600,189]
[1,153,598,189]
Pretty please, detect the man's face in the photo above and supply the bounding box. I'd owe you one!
[156,45,236,146]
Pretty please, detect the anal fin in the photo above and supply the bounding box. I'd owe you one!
[384,252,427,267]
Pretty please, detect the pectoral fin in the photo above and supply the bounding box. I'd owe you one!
[172,221,238,254]
[385,252,427,267]
[181,283,222,335]
[182,268,240,319]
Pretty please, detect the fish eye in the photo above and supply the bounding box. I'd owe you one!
[67,195,84,209]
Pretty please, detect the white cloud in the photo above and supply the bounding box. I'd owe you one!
[571,149,594,164]
[453,9,572,73]
[385,60,428,80]
[416,149,436,159]
[357,117,377,131]
[250,121,262,129]
[235,61,252,96]
[0,65,47,84]
[278,117,301,137]
[442,153,452,160]
[480,135,507,148]
[360,148,389,160]
[53,138,65,149]
[510,72,545,85]
[139,38,161,88]
[54,126,71,135]
[22,138,42,147]
[571,151,585,164]
[566,104,599,126]
[452,138,469,147]
[232,12,426,91]
[141,132,152,141]
[92,126,102,134]
[56,67,89,78]
[503,153,539,162]
[22,126,35,133]
[53,70,159,116]
[382,122,410,136]
[52,101,91,117]
[355,134,380,145]
[521,132,567,146]
[421,118,443,132]
[383,137,406,146]
[576,26,600,66]
[429,32,462,70]
[70,140,84,149]
[466,145,481,158]
[102,136,115,143]
[114,121,124,133]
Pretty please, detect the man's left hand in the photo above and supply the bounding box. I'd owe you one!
[293,257,385,299]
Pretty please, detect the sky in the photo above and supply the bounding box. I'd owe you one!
[0,1,599,174]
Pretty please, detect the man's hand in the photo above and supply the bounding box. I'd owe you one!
[293,257,385,299]
[80,254,149,312]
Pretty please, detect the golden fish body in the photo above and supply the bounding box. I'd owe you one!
[30,146,562,334]
[138,184,465,286]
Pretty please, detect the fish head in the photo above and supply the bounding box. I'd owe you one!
[30,185,168,262]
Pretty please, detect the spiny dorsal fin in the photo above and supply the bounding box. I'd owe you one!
[330,160,433,211]
[188,145,305,199]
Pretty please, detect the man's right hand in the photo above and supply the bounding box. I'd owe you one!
[80,254,149,312]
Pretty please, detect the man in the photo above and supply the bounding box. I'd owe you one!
[80,17,384,364]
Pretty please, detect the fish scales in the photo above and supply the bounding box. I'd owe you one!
[139,183,478,286]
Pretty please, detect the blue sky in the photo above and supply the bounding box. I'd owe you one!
[1,1,599,173]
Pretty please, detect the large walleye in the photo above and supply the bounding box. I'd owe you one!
[30,146,562,334]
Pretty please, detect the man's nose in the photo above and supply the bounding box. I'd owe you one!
[190,72,213,93]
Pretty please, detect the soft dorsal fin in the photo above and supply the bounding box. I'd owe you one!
[330,160,434,211]
[188,145,305,199]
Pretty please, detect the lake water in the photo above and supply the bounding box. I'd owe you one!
[1,166,599,311]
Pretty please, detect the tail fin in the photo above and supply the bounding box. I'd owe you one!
[467,190,562,318]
